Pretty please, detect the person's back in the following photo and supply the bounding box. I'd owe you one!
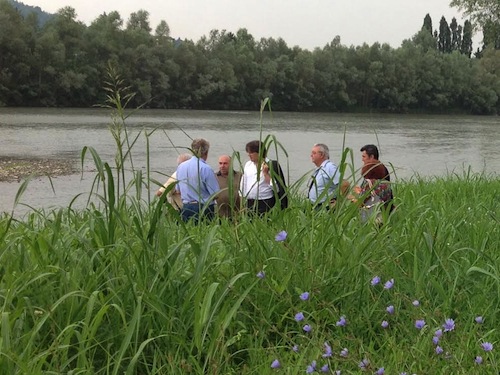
[176,139,220,222]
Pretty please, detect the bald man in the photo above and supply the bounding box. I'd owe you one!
[216,155,242,218]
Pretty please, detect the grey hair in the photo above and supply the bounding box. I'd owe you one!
[176,153,192,165]
[313,143,330,159]
[191,138,210,157]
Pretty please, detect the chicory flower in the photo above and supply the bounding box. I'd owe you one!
[275,230,287,242]
[415,319,426,330]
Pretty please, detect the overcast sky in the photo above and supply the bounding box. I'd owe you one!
[26,0,475,50]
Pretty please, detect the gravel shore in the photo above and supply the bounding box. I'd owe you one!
[0,157,78,182]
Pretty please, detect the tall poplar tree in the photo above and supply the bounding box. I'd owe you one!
[438,16,452,53]
[450,17,462,51]
[461,20,473,56]
[422,13,433,35]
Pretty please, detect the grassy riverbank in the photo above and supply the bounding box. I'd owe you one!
[0,173,498,374]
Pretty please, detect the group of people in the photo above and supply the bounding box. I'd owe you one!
[156,138,394,223]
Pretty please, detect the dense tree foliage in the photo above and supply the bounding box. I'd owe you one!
[451,0,500,49]
[1,1,499,114]
[451,0,500,52]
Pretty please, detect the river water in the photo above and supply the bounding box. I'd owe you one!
[0,108,498,215]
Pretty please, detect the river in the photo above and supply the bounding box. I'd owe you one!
[0,108,498,215]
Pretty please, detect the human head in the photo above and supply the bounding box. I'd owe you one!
[360,144,379,165]
[245,140,267,163]
[176,153,192,165]
[218,155,231,176]
[191,138,210,159]
[311,143,329,167]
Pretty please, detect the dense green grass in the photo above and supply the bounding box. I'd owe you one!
[0,172,498,374]
[2,82,499,374]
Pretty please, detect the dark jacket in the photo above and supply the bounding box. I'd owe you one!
[269,160,288,209]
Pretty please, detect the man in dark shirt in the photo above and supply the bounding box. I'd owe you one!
[358,144,394,211]
[216,155,242,219]
[360,144,391,181]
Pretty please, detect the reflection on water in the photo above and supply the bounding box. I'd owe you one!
[1,108,498,214]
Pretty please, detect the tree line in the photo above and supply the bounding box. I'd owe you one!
[1,0,499,114]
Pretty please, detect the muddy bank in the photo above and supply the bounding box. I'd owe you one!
[0,157,78,182]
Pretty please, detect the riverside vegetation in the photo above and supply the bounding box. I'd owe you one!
[1,83,499,374]
[1,0,499,114]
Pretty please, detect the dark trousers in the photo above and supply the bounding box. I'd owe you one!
[181,203,215,223]
[246,196,276,216]
[313,201,331,211]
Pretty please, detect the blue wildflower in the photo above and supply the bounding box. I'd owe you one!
[300,292,310,301]
[384,279,394,289]
[256,271,265,279]
[376,367,385,375]
[475,316,484,324]
[321,364,329,373]
[381,320,389,328]
[415,319,425,329]
[340,348,348,357]
[475,356,483,364]
[371,276,381,286]
[303,324,312,333]
[481,342,493,352]
[306,360,317,373]
[386,305,395,314]
[336,315,347,326]
[271,359,280,369]
[443,318,455,332]
[295,312,304,322]
[359,358,369,371]
[275,230,287,242]
[435,346,444,355]
[323,342,333,357]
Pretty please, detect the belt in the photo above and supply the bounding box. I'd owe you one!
[247,197,274,201]
[183,201,214,205]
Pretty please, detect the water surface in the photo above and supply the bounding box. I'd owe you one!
[1,108,498,214]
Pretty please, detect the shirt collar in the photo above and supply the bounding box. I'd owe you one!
[317,159,330,169]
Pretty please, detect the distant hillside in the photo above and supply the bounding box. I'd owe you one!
[7,0,54,26]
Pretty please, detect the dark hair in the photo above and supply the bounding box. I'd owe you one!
[360,144,379,160]
[245,140,267,157]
